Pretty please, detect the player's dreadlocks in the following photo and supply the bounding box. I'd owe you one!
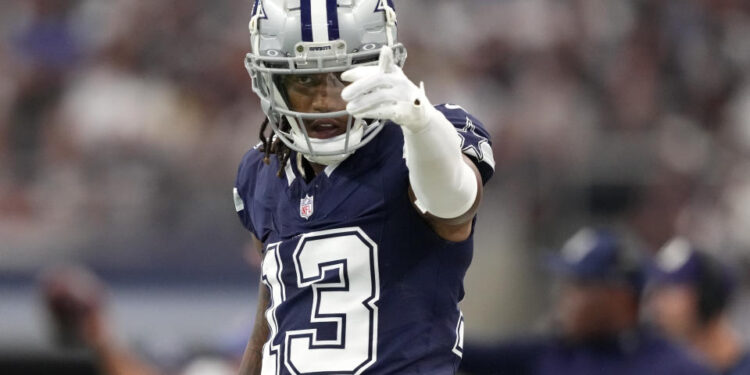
[258,75,297,177]
[258,117,292,178]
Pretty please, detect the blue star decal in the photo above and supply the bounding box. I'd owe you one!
[457,116,492,166]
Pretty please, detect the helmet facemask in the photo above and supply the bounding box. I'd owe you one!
[245,0,406,165]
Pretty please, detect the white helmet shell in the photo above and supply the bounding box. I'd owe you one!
[245,0,406,164]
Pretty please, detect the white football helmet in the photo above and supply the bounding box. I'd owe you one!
[245,0,407,165]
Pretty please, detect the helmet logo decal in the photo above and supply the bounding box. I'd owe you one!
[300,194,314,219]
[251,0,267,19]
[375,0,395,12]
[300,0,340,42]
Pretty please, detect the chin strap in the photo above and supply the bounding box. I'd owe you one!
[291,120,364,166]
[403,105,478,219]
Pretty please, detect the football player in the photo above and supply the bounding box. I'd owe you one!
[459,228,714,375]
[233,1,494,374]
[647,238,750,375]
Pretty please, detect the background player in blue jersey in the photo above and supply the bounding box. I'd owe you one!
[234,1,494,374]
[459,228,714,375]
[647,238,750,375]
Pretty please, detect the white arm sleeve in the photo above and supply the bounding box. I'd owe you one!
[402,107,478,219]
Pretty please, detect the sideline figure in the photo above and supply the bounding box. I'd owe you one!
[647,238,750,375]
[460,228,714,375]
[233,1,494,374]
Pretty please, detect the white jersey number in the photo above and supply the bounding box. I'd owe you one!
[261,227,380,375]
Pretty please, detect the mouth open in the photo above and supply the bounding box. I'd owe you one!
[305,118,348,140]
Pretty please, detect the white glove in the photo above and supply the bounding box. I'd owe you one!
[342,47,478,220]
[341,47,433,133]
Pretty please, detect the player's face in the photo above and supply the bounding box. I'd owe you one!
[555,281,636,342]
[282,72,350,140]
[556,282,606,340]
[647,285,699,340]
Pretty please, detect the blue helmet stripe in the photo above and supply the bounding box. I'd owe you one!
[326,0,340,40]
[300,0,314,42]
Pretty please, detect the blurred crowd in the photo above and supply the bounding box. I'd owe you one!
[419,0,750,258]
[3,0,750,373]
[3,0,750,271]
[0,0,258,275]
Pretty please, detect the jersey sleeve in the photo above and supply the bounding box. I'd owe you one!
[233,148,263,239]
[435,104,495,185]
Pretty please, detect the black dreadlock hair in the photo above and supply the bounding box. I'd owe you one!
[258,117,292,178]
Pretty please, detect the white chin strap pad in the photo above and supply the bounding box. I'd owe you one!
[403,108,478,219]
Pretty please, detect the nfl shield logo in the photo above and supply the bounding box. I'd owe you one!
[300,194,314,219]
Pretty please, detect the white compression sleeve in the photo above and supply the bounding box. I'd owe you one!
[402,107,479,219]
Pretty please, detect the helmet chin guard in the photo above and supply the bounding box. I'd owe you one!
[245,0,406,164]
[290,120,365,165]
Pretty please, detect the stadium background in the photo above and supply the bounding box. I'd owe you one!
[1,0,750,371]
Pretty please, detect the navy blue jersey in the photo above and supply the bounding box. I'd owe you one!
[460,331,715,375]
[726,351,750,375]
[234,104,494,375]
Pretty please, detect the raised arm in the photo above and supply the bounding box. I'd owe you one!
[342,47,484,241]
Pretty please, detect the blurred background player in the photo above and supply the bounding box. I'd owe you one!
[459,227,713,375]
[647,238,750,375]
[39,265,243,375]
[40,265,162,375]
[235,1,493,374]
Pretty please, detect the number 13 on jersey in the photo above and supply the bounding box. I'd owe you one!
[261,227,381,375]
